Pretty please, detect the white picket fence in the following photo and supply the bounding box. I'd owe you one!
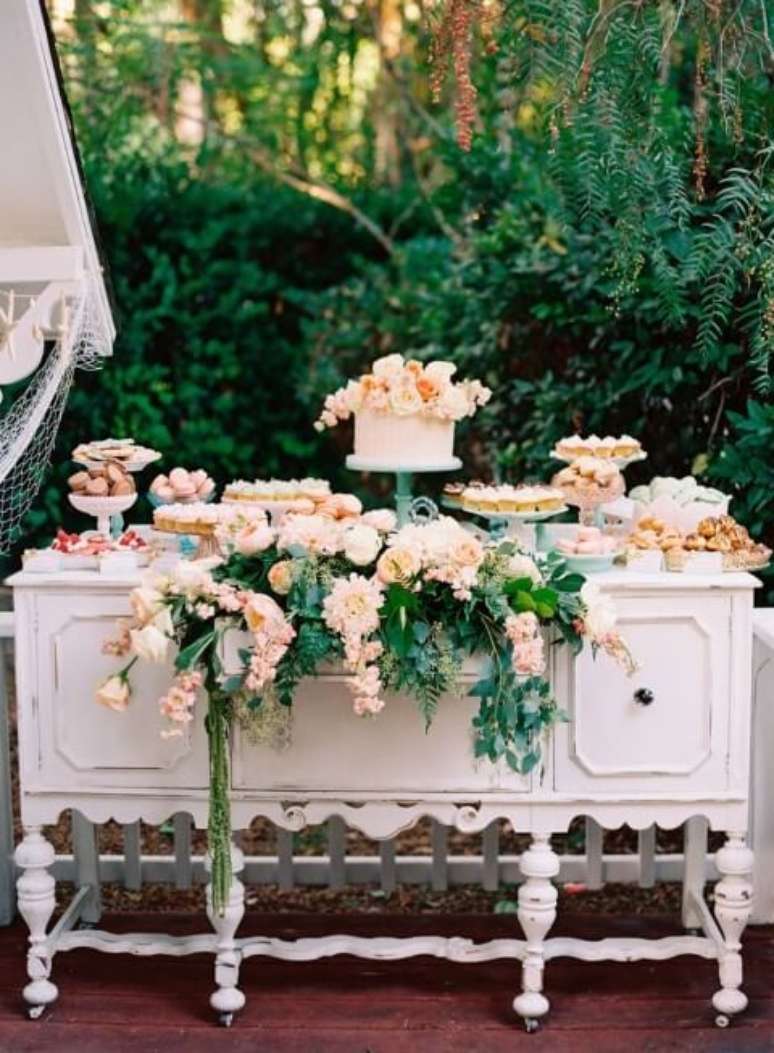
[1,611,772,925]
[55,814,709,898]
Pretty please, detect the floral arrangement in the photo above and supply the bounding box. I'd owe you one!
[98,509,635,912]
[314,354,491,430]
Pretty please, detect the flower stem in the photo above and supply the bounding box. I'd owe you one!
[206,688,232,915]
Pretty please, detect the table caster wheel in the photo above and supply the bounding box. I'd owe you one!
[715,1014,730,1029]
[219,1012,234,1028]
[27,1005,45,1021]
[524,1018,540,1033]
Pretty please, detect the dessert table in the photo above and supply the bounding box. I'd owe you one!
[9,563,758,1030]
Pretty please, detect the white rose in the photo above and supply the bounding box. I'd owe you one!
[424,360,457,383]
[372,353,405,378]
[152,606,174,636]
[360,508,397,533]
[168,559,216,600]
[95,674,130,712]
[507,554,542,585]
[343,524,381,566]
[580,581,617,638]
[389,380,423,416]
[437,384,469,421]
[130,624,170,663]
[129,586,164,625]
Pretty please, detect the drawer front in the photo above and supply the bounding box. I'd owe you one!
[553,593,731,794]
[22,590,208,791]
[232,678,530,796]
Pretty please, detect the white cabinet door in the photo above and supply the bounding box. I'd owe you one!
[553,592,731,795]
[23,589,208,791]
[232,677,530,796]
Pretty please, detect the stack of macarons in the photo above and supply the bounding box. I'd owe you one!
[555,526,618,556]
[149,468,216,505]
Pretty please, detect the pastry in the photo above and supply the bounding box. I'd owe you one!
[443,482,465,508]
[73,438,160,468]
[554,434,643,461]
[663,515,770,571]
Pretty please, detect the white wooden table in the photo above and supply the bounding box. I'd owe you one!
[8,567,758,1031]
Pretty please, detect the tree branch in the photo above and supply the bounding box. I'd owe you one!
[173,108,395,256]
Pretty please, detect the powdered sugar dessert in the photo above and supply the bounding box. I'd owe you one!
[223,478,330,507]
[316,354,490,470]
[153,502,267,536]
[554,433,644,463]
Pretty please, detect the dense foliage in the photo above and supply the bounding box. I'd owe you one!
[9,2,771,594]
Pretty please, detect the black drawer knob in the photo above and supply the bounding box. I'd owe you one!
[634,687,655,706]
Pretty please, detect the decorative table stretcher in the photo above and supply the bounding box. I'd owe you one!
[9,566,757,1030]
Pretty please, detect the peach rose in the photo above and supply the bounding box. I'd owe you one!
[268,560,294,595]
[416,375,441,402]
[376,546,421,584]
[450,536,484,568]
[244,593,287,635]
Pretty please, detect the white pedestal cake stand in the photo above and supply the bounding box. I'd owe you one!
[346,455,461,526]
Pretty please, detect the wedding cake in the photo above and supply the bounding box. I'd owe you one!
[315,354,490,471]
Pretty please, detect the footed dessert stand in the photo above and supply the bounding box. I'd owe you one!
[346,455,461,525]
[9,564,757,1031]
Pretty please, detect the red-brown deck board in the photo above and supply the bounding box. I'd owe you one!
[0,913,772,1052]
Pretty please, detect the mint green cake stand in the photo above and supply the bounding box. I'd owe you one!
[346,454,462,526]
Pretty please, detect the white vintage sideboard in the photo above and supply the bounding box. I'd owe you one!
[8,566,758,1031]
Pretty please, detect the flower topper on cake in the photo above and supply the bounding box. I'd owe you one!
[314,354,491,431]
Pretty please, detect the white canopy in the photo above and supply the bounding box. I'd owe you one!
[0,1,115,549]
[0,0,114,349]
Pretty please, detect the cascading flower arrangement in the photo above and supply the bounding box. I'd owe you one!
[98,508,635,912]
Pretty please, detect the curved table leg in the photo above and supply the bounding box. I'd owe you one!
[206,844,246,1027]
[712,831,753,1028]
[513,833,559,1032]
[15,826,58,1018]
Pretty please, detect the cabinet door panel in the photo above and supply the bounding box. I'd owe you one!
[554,594,731,794]
[28,590,208,790]
[233,678,530,795]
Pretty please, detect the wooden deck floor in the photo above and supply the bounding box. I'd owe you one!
[0,912,773,1052]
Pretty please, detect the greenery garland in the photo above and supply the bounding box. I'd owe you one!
[98,512,635,913]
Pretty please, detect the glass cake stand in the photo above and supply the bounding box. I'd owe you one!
[346,455,462,526]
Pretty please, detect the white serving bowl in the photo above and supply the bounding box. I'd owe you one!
[68,492,137,535]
